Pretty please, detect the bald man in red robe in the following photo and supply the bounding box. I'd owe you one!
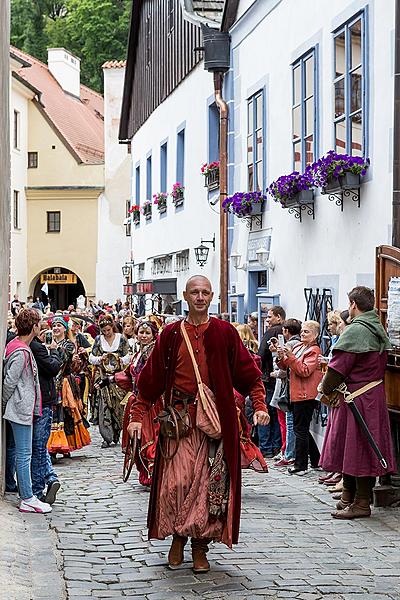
[128,276,269,573]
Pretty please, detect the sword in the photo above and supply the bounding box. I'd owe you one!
[341,387,388,470]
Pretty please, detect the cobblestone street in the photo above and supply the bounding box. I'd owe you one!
[2,428,400,600]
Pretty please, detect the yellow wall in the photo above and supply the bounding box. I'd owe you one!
[26,103,104,298]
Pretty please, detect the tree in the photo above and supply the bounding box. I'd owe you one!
[11,0,131,93]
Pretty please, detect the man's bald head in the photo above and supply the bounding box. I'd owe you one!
[185,275,212,293]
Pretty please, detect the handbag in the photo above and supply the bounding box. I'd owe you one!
[180,320,222,440]
[156,401,192,460]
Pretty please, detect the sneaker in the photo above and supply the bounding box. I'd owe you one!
[44,480,61,505]
[20,496,52,514]
[288,467,308,476]
[274,458,295,467]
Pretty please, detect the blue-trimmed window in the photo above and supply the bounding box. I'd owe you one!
[333,12,366,156]
[160,142,167,193]
[247,90,264,191]
[208,103,219,163]
[135,165,140,204]
[177,128,185,184]
[292,49,317,172]
[146,155,152,200]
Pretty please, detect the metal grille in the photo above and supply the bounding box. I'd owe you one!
[304,287,333,355]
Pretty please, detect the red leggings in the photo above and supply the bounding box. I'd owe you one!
[277,408,287,453]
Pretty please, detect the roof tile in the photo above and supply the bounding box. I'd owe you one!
[102,60,126,69]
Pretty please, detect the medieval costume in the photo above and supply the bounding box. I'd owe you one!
[130,318,267,565]
[89,332,130,447]
[47,318,91,455]
[234,390,268,472]
[116,322,160,487]
[319,309,396,518]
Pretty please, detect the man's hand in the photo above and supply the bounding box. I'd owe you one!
[127,422,142,440]
[253,411,270,426]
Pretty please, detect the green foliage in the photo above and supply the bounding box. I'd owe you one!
[11,0,131,93]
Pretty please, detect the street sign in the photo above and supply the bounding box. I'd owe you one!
[40,273,77,284]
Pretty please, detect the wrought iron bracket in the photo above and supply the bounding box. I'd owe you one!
[287,203,315,222]
[328,188,361,210]
[245,213,263,230]
[329,192,343,211]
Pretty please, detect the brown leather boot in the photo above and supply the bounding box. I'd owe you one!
[334,488,355,512]
[168,534,188,569]
[331,498,371,520]
[191,538,210,573]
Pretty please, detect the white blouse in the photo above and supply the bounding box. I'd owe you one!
[89,333,131,366]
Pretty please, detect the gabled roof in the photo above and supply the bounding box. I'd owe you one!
[11,46,104,165]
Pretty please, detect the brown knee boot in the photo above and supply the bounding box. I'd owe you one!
[191,538,210,573]
[334,488,355,511]
[332,476,372,519]
[168,534,188,568]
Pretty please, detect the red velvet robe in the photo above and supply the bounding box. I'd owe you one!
[134,317,266,545]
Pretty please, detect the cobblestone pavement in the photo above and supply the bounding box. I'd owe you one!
[3,427,400,600]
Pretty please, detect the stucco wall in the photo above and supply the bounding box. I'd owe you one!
[0,0,11,492]
[129,63,221,309]
[96,67,131,303]
[230,0,394,319]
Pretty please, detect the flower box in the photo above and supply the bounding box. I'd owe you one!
[142,203,152,220]
[222,191,266,217]
[282,189,314,208]
[205,168,220,191]
[153,192,168,214]
[132,212,140,225]
[171,183,184,208]
[322,172,361,195]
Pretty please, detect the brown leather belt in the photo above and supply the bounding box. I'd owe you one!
[171,387,196,405]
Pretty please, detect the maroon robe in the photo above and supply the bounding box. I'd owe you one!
[134,317,265,545]
[320,350,396,477]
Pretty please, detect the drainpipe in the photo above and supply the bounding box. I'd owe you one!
[214,72,229,313]
[393,0,400,247]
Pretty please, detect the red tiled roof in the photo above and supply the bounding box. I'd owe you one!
[102,60,126,69]
[11,46,104,165]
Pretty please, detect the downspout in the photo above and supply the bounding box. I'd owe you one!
[393,0,400,247]
[214,72,229,313]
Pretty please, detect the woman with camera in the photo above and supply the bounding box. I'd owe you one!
[276,320,322,475]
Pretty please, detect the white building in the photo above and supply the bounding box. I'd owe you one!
[96,60,131,303]
[226,0,395,335]
[119,0,223,315]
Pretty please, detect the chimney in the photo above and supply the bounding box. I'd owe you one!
[47,48,81,98]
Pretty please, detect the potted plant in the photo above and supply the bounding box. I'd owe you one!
[171,182,184,207]
[142,200,152,220]
[129,204,141,225]
[153,192,168,214]
[310,151,370,194]
[222,190,267,217]
[268,171,314,208]
[201,161,220,190]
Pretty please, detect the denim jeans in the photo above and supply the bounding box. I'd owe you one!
[5,421,17,491]
[31,406,58,498]
[258,386,282,454]
[284,411,296,461]
[9,421,33,500]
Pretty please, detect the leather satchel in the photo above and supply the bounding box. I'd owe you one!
[180,320,222,440]
[156,401,191,460]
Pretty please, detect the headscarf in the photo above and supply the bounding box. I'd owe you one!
[51,315,69,330]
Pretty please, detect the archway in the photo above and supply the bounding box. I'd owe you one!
[32,267,86,311]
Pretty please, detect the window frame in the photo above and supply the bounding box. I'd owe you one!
[28,151,38,168]
[13,110,20,150]
[176,127,185,185]
[333,11,367,157]
[146,155,152,201]
[160,142,168,193]
[47,211,61,233]
[292,48,318,171]
[13,190,20,230]
[246,90,265,192]
[135,164,140,205]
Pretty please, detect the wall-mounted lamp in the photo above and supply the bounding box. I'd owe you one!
[194,234,216,267]
[230,252,248,271]
[255,246,275,270]
[122,264,130,278]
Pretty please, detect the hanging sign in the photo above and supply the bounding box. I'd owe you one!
[40,273,77,284]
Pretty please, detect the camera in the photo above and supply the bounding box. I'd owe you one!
[45,331,53,345]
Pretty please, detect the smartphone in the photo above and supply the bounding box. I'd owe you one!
[45,331,53,345]
[278,334,285,347]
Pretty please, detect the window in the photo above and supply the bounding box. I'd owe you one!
[125,199,131,237]
[208,103,220,163]
[13,110,20,150]
[176,128,185,185]
[28,152,38,168]
[160,142,168,193]
[135,165,140,204]
[146,155,152,200]
[333,13,366,156]
[47,211,61,233]
[292,49,317,171]
[127,142,132,155]
[13,191,20,229]
[247,91,264,191]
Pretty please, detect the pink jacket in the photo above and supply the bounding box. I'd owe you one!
[277,342,322,402]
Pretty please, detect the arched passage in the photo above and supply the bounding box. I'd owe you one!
[31,267,86,311]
